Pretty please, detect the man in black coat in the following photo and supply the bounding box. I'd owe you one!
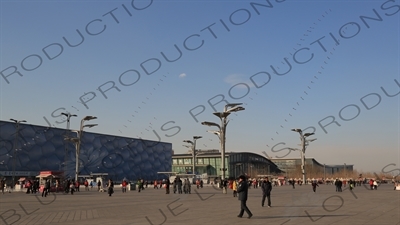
[165,179,170,194]
[261,177,272,207]
[237,175,253,219]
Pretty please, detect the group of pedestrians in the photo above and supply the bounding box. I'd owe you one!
[369,179,378,190]
[234,176,273,219]
[335,178,343,192]
[173,177,183,194]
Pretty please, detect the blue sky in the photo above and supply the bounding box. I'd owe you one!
[0,0,399,173]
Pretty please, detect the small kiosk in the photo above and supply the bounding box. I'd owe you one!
[36,171,63,192]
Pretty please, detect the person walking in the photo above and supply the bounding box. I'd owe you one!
[369,179,374,190]
[165,179,170,194]
[42,179,51,197]
[312,180,319,192]
[183,178,191,194]
[76,180,81,192]
[349,179,354,190]
[1,179,5,194]
[177,178,183,194]
[154,180,158,189]
[70,181,75,195]
[334,179,341,192]
[84,180,89,191]
[373,180,378,190]
[173,178,177,194]
[237,175,253,219]
[138,179,142,193]
[64,179,70,194]
[232,179,238,197]
[107,179,114,196]
[261,177,272,207]
[26,180,32,194]
[97,180,102,191]
[121,180,127,193]
[55,180,60,193]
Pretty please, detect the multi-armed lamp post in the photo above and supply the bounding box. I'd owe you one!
[183,136,202,175]
[61,112,77,176]
[65,116,97,181]
[10,118,26,190]
[290,128,316,184]
[201,103,245,194]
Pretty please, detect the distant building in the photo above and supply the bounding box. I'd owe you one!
[271,158,353,176]
[172,151,281,181]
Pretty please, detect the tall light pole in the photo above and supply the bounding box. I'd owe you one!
[202,103,245,193]
[291,128,315,185]
[65,116,97,182]
[183,136,202,175]
[10,118,26,190]
[61,112,77,178]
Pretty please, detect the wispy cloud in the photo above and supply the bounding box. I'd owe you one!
[224,74,254,88]
[179,73,186,78]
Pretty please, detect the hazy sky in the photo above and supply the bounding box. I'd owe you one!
[1,0,399,173]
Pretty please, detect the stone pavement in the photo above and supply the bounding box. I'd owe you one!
[0,183,399,225]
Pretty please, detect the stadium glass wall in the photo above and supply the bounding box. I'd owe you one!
[0,121,172,181]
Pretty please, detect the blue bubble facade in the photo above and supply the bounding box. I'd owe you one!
[0,121,172,181]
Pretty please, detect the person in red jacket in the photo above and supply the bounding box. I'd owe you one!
[369,179,374,190]
[84,180,89,191]
[122,180,127,193]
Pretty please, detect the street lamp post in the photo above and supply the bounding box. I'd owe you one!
[10,119,26,190]
[61,112,77,178]
[202,103,245,194]
[291,128,315,185]
[183,136,202,175]
[65,116,97,182]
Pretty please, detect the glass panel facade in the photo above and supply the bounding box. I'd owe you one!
[209,158,215,165]
[184,158,191,165]
[0,121,172,181]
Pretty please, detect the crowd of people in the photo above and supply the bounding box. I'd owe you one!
[1,174,395,200]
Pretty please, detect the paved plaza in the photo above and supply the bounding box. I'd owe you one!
[0,183,399,225]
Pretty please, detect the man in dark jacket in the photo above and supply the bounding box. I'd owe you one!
[165,179,170,194]
[107,179,114,196]
[177,178,183,194]
[261,177,272,207]
[237,175,253,219]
